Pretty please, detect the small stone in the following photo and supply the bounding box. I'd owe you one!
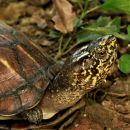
[75,123,79,127]
[83,113,87,117]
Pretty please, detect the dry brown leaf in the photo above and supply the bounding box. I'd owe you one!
[52,0,76,33]
[0,2,27,24]
[26,0,49,6]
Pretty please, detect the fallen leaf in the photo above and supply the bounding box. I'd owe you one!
[52,0,76,33]
[0,2,27,24]
[26,0,49,6]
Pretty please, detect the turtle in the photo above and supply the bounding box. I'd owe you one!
[0,21,118,124]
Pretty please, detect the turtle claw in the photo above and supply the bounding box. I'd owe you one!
[22,107,43,124]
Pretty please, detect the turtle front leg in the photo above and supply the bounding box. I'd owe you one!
[28,99,86,129]
[22,107,43,123]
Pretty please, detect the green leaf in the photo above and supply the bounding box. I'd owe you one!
[74,16,83,29]
[76,31,101,44]
[91,16,111,27]
[107,17,121,33]
[76,0,82,4]
[119,54,130,73]
[76,16,129,44]
[76,16,127,44]
[127,25,130,39]
[81,16,130,41]
[100,0,130,14]
[48,30,61,39]
[89,16,121,33]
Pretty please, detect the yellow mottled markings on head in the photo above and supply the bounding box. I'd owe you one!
[88,69,92,75]
[99,39,107,46]
[91,76,97,86]
[71,36,117,91]
[85,75,91,82]
[81,70,87,76]
[93,61,96,65]
[90,65,93,68]
[111,41,116,47]
[107,45,112,53]
[96,60,102,72]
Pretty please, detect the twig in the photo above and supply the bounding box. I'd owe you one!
[29,99,86,129]
[55,35,64,59]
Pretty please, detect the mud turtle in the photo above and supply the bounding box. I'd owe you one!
[0,21,118,123]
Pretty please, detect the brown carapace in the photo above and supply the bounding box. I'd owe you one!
[0,21,57,116]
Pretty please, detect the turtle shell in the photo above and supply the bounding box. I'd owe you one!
[0,21,53,116]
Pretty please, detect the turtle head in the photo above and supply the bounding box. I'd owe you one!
[39,35,118,119]
[71,35,118,89]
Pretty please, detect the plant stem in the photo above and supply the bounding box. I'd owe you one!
[62,43,78,56]
[55,35,64,59]
[63,36,72,51]
[86,6,100,14]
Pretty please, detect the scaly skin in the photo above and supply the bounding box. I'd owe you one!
[38,35,118,120]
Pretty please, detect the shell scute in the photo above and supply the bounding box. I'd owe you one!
[0,48,25,96]
[0,95,21,115]
[0,22,51,115]
[19,87,41,109]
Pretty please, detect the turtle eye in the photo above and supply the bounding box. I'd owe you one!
[95,48,107,59]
